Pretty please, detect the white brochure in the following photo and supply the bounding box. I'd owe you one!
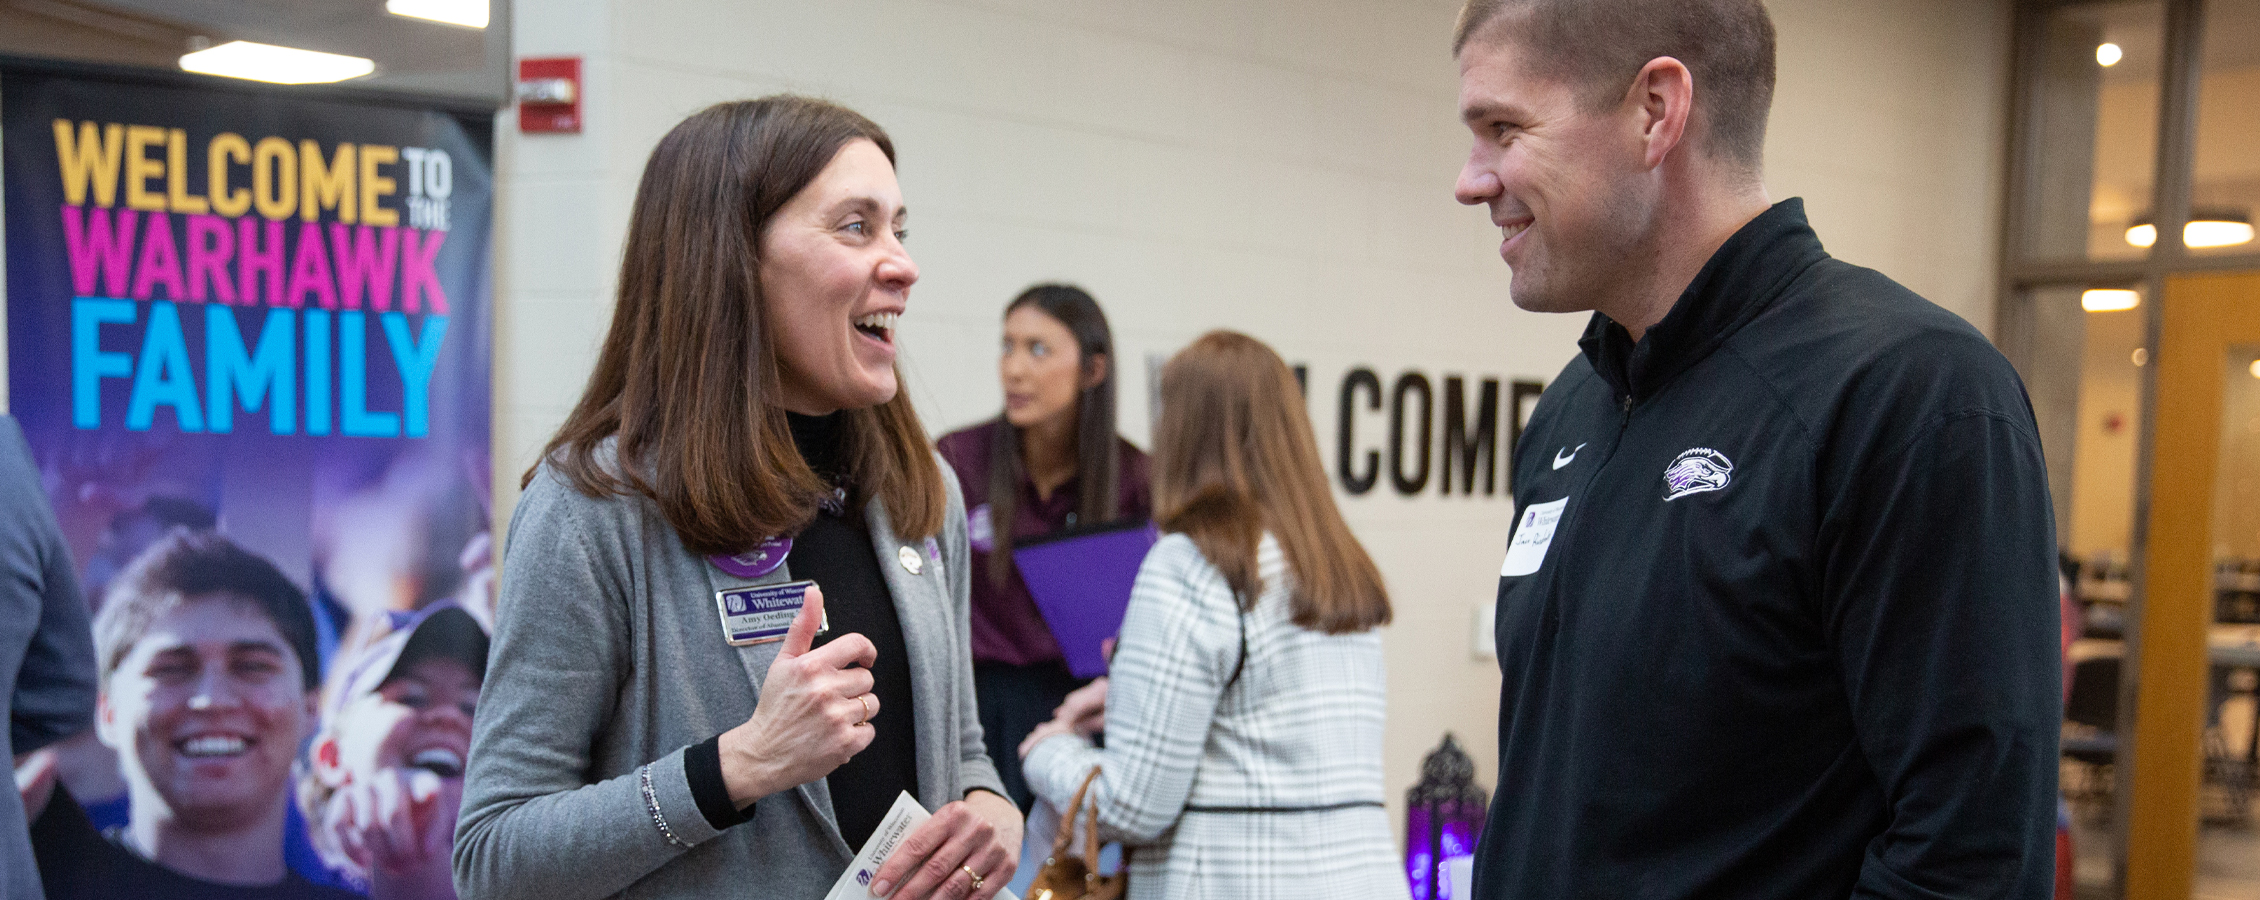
[823,791,1019,900]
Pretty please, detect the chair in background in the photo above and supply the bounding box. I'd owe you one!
[2061,655,2121,817]
[2203,663,2257,822]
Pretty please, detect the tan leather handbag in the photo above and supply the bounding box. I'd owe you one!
[1025,768,1125,900]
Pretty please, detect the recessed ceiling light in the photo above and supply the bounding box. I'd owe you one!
[2097,42,2123,66]
[2126,210,2256,249]
[180,41,375,84]
[2185,219,2256,248]
[387,0,489,29]
[2082,289,2140,312]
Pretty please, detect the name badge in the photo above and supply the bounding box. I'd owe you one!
[1500,497,1569,577]
[716,580,825,646]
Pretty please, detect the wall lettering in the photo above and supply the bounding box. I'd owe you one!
[1333,365,1543,498]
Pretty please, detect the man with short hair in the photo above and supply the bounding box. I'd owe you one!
[30,530,354,900]
[1452,2,2059,898]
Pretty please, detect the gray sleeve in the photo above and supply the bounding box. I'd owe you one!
[1,416,97,755]
[938,454,1005,799]
[452,477,725,900]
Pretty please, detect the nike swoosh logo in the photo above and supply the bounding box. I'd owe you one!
[1553,443,1587,470]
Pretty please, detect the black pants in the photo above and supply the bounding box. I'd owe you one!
[974,660,1089,811]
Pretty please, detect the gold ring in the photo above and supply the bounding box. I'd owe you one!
[962,865,983,889]
[857,694,874,725]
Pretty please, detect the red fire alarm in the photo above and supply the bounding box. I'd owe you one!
[517,57,581,134]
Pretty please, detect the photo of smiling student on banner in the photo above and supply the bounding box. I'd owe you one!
[28,530,357,900]
[3,63,497,900]
[301,604,486,900]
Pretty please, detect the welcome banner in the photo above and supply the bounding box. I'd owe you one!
[5,66,492,900]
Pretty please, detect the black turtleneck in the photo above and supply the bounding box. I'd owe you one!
[684,411,919,849]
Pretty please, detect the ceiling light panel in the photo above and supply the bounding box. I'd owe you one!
[387,0,489,29]
[180,41,375,84]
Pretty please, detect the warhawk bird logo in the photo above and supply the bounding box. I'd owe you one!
[1662,448,1734,501]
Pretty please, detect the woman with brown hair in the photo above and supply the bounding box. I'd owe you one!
[935,284,1150,812]
[454,96,1018,900]
[1017,331,1409,899]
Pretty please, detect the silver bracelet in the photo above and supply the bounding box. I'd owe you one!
[639,764,690,849]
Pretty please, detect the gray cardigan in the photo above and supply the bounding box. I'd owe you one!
[453,455,1003,900]
[2,416,98,900]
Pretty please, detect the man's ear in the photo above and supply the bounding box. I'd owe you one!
[1628,56,1694,170]
[1082,352,1110,391]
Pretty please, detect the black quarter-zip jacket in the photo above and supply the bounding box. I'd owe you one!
[1473,200,2059,900]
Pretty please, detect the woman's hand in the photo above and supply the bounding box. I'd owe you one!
[719,587,879,806]
[870,790,1021,900]
[1018,718,1077,759]
[1016,676,1106,759]
[1054,677,1107,737]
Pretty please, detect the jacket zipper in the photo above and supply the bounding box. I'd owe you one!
[1532,392,1638,636]
[1498,385,1639,757]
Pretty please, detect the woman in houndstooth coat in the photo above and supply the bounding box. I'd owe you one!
[1020,332,1411,900]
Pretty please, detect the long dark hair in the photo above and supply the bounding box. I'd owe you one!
[533,96,945,551]
[1153,331,1389,632]
[986,284,1121,584]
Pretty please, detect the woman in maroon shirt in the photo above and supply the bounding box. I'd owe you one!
[935,284,1150,810]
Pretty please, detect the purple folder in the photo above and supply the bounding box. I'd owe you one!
[1013,520,1159,678]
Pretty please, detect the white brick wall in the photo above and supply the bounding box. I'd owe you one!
[492,0,2013,845]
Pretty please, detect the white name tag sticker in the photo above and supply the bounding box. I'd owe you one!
[1501,497,1569,577]
[715,580,822,646]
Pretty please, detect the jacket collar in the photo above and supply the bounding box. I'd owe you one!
[1577,198,1829,404]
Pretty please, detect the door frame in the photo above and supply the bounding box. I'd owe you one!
[1999,1,2260,896]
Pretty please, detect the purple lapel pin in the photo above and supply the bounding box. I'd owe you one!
[709,535,791,579]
